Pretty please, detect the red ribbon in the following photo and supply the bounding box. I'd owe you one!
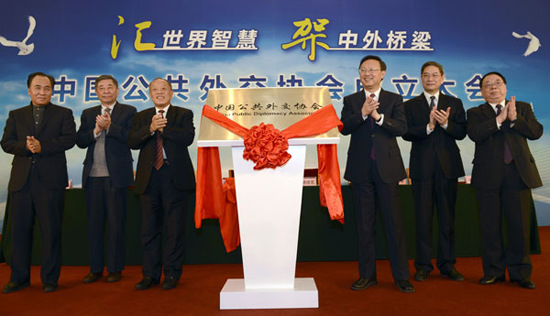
[195,104,344,252]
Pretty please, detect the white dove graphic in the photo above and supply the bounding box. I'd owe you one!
[512,31,541,57]
[0,16,36,56]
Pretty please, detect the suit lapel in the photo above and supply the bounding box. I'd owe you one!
[418,94,431,118]
[22,105,36,136]
[378,89,390,114]
[165,104,176,126]
[109,102,120,123]
[437,94,447,111]
[481,103,496,117]
[356,90,366,112]
[144,107,157,130]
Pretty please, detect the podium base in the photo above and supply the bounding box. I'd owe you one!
[219,278,319,310]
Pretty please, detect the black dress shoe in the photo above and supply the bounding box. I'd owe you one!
[441,268,465,281]
[517,279,535,289]
[106,272,121,283]
[43,283,58,293]
[162,276,179,290]
[83,272,102,284]
[395,280,415,293]
[351,277,377,291]
[479,275,505,285]
[414,270,429,282]
[135,277,159,290]
[2,282,30,294]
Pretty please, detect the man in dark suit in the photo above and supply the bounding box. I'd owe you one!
[403,61,466,282]
[468,72,542,289]
[76,75,136,284]
[1,72,76,293]
[128,77,196,290]
[341,55,414,293]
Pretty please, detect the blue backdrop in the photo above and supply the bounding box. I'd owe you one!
[1,0,549,225]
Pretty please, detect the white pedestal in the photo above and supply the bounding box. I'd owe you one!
[219,145,318,310]
[220,278,318,310]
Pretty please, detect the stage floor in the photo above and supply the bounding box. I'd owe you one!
[1,227,549,316]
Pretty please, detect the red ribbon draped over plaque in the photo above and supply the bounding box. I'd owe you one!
[195,104,344,252]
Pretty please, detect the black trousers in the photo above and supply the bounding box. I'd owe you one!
[9,167,64,285]
[352,160,410,281]
[412,161,458,274]
[84,177,127,274]
[139,164,187,281]
[476,162,532,281]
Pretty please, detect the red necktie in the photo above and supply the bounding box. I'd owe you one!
[154,110,165,170]
[496,104,513,164]
[369,93,376,160]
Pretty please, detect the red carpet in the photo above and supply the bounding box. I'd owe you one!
[1,227,549,316]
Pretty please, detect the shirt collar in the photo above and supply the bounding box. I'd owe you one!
[488,101,505,113]
[423,91,440,103]
[156,104,170,115]
[364,87,382,100]
[101,102,116,113]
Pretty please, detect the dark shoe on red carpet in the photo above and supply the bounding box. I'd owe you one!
[2,281,30,294]
[351,277,377,291]
[479,275,505,285]
[43,283,58,293]
[414,270,429,282]
[162,276,178,290]
[517,279,535,289]
[441,268,465,281]
[83,272,102,284]
[106,272,121,283]
[135,277,159,290]
[395,280,415,293]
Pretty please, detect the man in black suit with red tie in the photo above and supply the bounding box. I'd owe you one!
[403,61,466,282]
[341,55,414,293]
[76,75,136,284]
[1,72,76,293]
[468,72,542,290]
[128,77,196,291]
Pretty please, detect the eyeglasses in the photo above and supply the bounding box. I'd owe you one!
[422,73,441,79]
[359,68,380,74]
[482,81,504,89]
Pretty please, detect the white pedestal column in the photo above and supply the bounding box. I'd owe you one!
[219,145,318,310]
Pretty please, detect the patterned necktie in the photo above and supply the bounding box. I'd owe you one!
[154,109,165,170]
[369,93,376,160]
[496,104,513,164]
[103,107,111,135]
[429,96,436,110]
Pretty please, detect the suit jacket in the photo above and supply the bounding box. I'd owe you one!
[1,103,76,192]
[128,105,196,194]
[76,102,136,188]
[341,89,407,184]
[403,94,466,180]
[467,101,543,189]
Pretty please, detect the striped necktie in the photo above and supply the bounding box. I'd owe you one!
[154,110,165,170]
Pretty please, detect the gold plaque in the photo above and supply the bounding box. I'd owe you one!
[198,87,340,146]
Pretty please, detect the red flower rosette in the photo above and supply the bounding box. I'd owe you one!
[242,123,291,170]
